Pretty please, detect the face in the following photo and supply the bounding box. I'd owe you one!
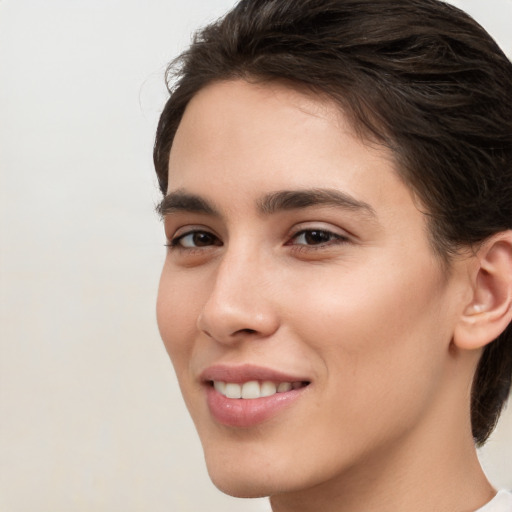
[157,80,465,499]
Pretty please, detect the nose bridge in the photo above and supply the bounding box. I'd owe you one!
[198,239,278,342]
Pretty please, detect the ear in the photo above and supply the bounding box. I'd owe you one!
[453,231,512,351]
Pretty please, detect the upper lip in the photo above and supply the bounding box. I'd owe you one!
[199,364,310,384]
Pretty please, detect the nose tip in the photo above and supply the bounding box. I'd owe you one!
[197,279,279,345]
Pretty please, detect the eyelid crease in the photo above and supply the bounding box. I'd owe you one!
[165,220,218,238]
[287,228,350,247]
[287,220,354,240]
[291,228,349,238]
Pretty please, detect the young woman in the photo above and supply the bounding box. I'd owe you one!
[154,1,512,510]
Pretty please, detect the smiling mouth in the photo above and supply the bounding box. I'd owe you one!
[210,380,310,399]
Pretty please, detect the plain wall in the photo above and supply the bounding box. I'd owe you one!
[0,1,511,511]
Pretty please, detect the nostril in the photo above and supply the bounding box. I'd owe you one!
[202,328,257,339]
[237,328,257,335]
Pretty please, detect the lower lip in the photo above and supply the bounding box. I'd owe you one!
[205,385,307,428]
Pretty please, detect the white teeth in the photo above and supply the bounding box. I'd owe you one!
[241,381,260,399]
[213,381,226,394]
[213,380,305,399]
[225,382,242,399]
[260,381,277,397]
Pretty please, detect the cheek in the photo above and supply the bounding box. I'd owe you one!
[282,259,451,422]
[156,264,203,371]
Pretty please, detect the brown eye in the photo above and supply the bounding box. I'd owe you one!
[304,230,332,245]
[291,229,345,246]
[173,231,221,248]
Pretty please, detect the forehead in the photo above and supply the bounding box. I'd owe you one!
[168,79,400,195]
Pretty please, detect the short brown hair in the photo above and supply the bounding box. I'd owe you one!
[154,0,512,445]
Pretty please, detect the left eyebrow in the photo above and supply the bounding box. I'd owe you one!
[257,188,376,218]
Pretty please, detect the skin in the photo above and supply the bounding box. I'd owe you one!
[156,79,495,512]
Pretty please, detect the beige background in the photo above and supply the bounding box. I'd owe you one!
[0,1,511,511]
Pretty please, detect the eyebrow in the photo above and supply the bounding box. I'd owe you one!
[156,187,376,219]
[258,188,376,218]
[156,190,220,217]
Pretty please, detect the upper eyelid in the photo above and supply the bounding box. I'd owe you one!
[167,223,218,238]
[291,228,347,238]
[287,221,353,239]
[165,220,354,244]
[167,230,223,252]
[175,231,221,245]
[172,229,219,240]
[286,229,350,247]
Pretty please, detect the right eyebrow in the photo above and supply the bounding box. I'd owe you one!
[156,190,220,218]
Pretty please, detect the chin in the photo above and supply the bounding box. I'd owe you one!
[202,438,332,500]
[206,461,273,498]
[203,445,297,499]
[210,475,271,499]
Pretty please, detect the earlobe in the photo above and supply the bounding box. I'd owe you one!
[454,231,512,351]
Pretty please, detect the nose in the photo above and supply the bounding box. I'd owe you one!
[197,247,280,344]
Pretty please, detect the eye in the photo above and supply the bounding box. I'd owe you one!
[170,230,222,249]
[289,229,348,246]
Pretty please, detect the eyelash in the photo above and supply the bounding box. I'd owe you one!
[166,228,349,251]
[287,229,349,250]
[167,231,222,250]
